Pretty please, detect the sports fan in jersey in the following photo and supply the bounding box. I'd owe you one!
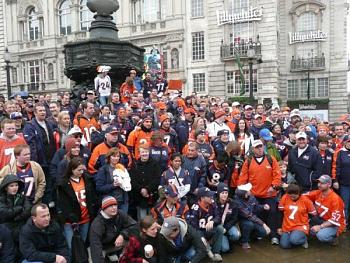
[278,184,317,249]
[94,65,112,106]
[120,76,136,104]
[307,175,346,244]
[159,114,179,153]
[154,72,168,97]
[73,101,99,148]
[0,144,46,205]
[207,153,229,191]
[0,119,27,168]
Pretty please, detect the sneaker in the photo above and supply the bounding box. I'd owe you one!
[209,253,223,262]
[107,254,119,262]
[331,237,339,246]
[271,237,279,245]
[302,241,308,249]
[242,242,251,249]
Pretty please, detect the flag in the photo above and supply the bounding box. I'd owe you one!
[234,50,245,96]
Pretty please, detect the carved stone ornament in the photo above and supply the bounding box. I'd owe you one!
[87,0,119,16]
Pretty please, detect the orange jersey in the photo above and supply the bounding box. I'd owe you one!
[73,114,100,144]
[70,177,89,224]
[0,135,27,168]
[238,155,281,198]
[119,82,136,104]
[307,189,346,235]
[278,194,316,234]
[126,129,153,159]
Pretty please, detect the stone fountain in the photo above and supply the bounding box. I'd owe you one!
[64,0,144,93]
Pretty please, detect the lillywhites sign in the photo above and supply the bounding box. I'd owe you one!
[217,6,263,26]
[289,30,327,44]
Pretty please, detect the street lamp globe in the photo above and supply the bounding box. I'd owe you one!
[247,45,256,60]
[4,47,11,64]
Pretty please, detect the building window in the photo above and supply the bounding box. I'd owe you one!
[192,32,205,61]
[300,78,316,98]
[234,68,257,94]
[29,60,40,91]
[231,0,248,11]
[162,51,168,70]
[226,71,238,94]
[22,62,27,83]
[171,48,179,69]
[143,0,160,22]
[318,78,329,97]
[287,80,299,99]
[28,7,41,40]
[59,0,72,35]
[80,0,94,31]
[193,73,205,93]
[191,0,204,17]
[297,12,317,32]
[48,63,54,80]
[12,68,18,84]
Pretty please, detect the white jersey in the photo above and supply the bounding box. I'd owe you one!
[95,75,111,97]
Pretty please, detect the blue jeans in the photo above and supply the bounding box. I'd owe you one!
[311,226,338,243]
[256,197,279,238]
[339,185,350,221]
[137,207,150,221]
[206,225,225,254]
[175,247,196,263]
[63,222,90,251]
[280,230,307,249]
[240,220,267,243]
[221,225,241,252]
[99,95,109,106]
[118,203,129,214]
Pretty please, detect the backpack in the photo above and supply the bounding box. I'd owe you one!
[247,154,273,169]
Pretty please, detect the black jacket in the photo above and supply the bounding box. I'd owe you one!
[130,158,161,208]
[19,219,69,263]
[89,211,138,263]
[0,174,32,241]
[0,224,15,263]
[217,198,239,231]
[56,174,98,224]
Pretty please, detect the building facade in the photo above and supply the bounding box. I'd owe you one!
[1,0,349,120]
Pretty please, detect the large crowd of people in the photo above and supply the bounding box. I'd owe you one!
[0,68,348,263]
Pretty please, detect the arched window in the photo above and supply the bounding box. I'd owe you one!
[28,7,41,40]
[171,48,179,69]
[48,63,54,80]
[59,0,72,35]
[297,12,317,32]
[80,0,94,31]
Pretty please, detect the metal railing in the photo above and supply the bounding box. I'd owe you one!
[290,55,326,72]
[221,39,262,61]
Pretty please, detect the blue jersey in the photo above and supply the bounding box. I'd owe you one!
[17,164,35,202]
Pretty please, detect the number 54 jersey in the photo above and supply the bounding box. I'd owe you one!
[307,189,346,235]
[278,194,317,234]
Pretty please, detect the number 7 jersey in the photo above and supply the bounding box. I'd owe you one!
[307,189,346,235]
[278,194,317,234]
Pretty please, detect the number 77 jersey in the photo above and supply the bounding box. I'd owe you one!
[278,194,317,234]
[307,189,346,235]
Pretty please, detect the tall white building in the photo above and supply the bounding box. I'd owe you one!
[1,0,349,120]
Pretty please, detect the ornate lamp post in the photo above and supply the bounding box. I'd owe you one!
[4,48,11,100]
[247,45,256,105]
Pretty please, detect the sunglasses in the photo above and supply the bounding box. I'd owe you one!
[74,134,83,139]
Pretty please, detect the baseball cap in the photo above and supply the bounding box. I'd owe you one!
[217,183,229,195]
[164,185,179,198]
[105,126,119,134]
[217,129,230,137]
[253,114,263,120]
[317,175,332,184]
[252,139,263,148]
[244,105,253,110]
[290,109,301,118]
[68,126,83,136]
[259,128,273,141]
[143,105,154,111]
[215,110,226,120]
[237,183,252,192]
[295,132,307,139]
[87,90,95,95]
[195,128,206,138]
[160,216,180,237]
[232,101,240,107]
[197,187,215,198]
[142,114,153,121]
[159,114,170,124]
[99,115,111,124]
[10,112,23,120]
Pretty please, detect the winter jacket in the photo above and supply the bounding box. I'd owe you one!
[0,161,46,204]
[150,144,171,173]
[19,219,70,263]
[157,219,207,263]
[319,149,333,178]
[175,120,191,152]
[236,194,265,226]
[212,139,229,156]
[335,148,350,186]
[89,211,138,263]
[23,118,56,167]
[0,224,15,263]
[182,155,207,192]
[249,125,263,140]
[216,198,239,231]
[56,174,98,224]
[130,158,161,208]
[95,164,129,204]
[0,174,31,241]
[288,145,322,192]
